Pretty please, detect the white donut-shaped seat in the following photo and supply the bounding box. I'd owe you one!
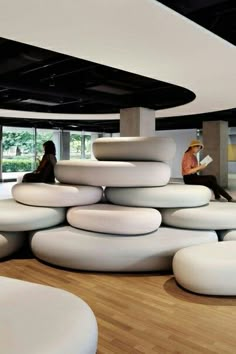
[105,184,211,208]
[0,276,98,354]
[55,160,170,187]
[0,199,65,231]
[67,203,161,235]
[161,202,236,230]
[173,242,236,295]
[12,183,103,207]
[30,226,217,272]
[218,229,236,241]
[0,231,26,258]
[93,136,176,162]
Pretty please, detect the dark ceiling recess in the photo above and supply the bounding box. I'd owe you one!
[0,36,195,132]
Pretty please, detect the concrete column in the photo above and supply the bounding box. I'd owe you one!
[202,120,228,187]
[0,125,2,182]
[120,107,155,137]
[60,131,70,160]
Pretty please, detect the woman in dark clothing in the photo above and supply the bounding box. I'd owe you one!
[22,140,57,183]
[182,139,234,202]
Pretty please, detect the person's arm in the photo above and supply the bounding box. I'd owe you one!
[182,153,206,175]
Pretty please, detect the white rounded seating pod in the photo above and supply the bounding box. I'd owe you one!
[0,199,65,231]
[67,203,161,235]
[93,136,176,162]
[218,229,236,241]
[0,231,26,258]
[55,160,170,187]
[161,202,236,230]
[173,242,236,295]
[12,183,103,207]
[0,276,98,354]
[30,225,217,272]
[105,184,211,208]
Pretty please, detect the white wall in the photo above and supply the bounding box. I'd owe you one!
[156,129,197,178]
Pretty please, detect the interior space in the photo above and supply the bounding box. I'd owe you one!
[1,1,236,353]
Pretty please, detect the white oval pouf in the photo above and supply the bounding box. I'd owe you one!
[30,225,217,272]
[93,136,176,162]
[161,202,236,230]
[105,184,211,208]
[67,203,161,235]
[12,183,103,207]
[173,242,236,295]
[0,199,65,231]
[55,160,170,187]
[0,276,98,354]
[0,231,25,258]
[218,229,236,241]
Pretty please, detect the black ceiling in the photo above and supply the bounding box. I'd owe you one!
[0,0,236,132]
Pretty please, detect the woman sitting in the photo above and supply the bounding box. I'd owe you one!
[22,140,57,184]
[182,139,234,202]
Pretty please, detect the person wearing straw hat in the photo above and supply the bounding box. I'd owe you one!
[182,139,234,202]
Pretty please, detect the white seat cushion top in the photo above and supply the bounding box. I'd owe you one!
[161,201,236,230]
[173,242,236,295]
[67,203,161,235]
[0,276,97,354]
[12,183,103,207]
[105,184,211,208]
[30,225,217,272]
[55,160,170,187]
[0,199,65,231]
[93,136,176,162]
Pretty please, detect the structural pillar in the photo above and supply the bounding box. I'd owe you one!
[202,120,228,187]
[60,130,70,160]
[120,107,156,137]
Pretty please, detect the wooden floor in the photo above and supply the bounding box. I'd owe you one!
[1,247,236,354]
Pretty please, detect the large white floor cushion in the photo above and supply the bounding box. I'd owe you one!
[0,231,25,258]
[0,199,65,231]
[93,136,176,162]
[105,184,211,208]
[0,276,98,354]
[218,229,236,241]
[55,160,170,187]
[173,242,236,295]
[12,183,103,207]
[161,202,236,230]
[30,225,217,272]
[67,204,161,235]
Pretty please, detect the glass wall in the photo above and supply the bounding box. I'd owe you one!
[2,126,35,180]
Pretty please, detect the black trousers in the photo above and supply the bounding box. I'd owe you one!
[183,174,232,201]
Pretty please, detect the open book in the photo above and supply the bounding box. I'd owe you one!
[200,155,213,166]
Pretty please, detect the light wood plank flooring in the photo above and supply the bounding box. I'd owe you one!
[1,181,236,353]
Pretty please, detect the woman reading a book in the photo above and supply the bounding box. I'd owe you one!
[182,139,234,202]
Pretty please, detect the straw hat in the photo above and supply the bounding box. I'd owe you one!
[188,139,204,149]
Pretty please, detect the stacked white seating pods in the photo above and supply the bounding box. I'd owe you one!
[9,136,218,272]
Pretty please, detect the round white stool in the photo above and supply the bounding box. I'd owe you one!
[173,242,236,295]
[0,276,98,354]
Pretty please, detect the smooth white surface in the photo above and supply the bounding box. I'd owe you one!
[0,231,25,258]
[93,136,176,162]
[12,183,103,207]
[0,0,236,121]
[0,199,65,231]
[55,160,171,187]
[161,201,236,230]
[67,204,161,235]
[173,242,236,295]
[0,276,98,354]
[105,184,211,208]
[30,225,217,272]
